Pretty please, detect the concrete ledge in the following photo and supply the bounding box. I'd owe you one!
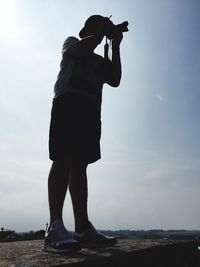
[0,239,199,267]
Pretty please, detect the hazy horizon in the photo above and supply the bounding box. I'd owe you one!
[2,226,200,233]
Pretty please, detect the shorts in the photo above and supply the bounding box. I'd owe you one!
[49,92,101,164]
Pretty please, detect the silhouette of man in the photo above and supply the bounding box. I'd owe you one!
[44,15,123,253]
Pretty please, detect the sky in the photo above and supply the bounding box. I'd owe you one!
[0,0,200,232]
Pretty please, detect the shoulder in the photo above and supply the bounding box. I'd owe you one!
[62,36,79,54]
[63,36,79,44]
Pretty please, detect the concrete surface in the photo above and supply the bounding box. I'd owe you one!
[0,239,199,267]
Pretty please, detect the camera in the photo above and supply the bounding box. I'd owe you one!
[106,21,129,40]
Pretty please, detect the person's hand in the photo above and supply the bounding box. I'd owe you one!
[112,30,123,48]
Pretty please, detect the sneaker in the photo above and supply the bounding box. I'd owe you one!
[73,221,118,248]
[43,219,80,253]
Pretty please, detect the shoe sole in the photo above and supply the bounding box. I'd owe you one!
[79,242,118,249]
[43,245,81,254]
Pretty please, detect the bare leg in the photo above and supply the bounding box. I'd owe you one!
[48,159,70,226]
[69,162,89,231]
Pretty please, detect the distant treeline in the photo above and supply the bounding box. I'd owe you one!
[1,229,200,243]
[99,229,200,241]
[0,230,45,242]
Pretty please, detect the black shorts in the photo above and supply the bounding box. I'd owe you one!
[49,92,101,164]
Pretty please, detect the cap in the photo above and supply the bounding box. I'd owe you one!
[79,15,104,38]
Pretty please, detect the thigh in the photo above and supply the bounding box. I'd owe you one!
[49,93,101,163]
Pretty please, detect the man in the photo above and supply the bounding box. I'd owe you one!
[44,15,123,253]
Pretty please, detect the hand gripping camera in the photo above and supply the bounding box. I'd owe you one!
[106,20,129,40]
[104,17,129,59]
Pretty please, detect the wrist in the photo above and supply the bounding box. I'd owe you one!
[112,45,120,50]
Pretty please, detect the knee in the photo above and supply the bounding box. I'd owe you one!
[70,160,88,175]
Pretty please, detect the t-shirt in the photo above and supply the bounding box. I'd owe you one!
[54,36,109,111]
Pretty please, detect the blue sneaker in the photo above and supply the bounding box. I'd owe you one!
[43,219,80,253]
[73,221,117,248]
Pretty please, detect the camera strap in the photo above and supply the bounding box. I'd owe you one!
[104,37,109,60]
[104,16,112,60]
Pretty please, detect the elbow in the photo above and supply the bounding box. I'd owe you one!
[106,74,121,87]
[106,80,120,87]
[112,81,120,87]
[111,78,121,87]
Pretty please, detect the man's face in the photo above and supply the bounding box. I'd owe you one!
[85,22,101,37]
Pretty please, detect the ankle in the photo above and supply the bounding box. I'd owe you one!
[75,220,90,234]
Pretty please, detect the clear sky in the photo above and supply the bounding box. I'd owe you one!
[0,0,200,232]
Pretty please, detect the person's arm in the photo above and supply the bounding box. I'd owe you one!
[105,32,123,87]
[66,34,104,58]
[64,18,113,59]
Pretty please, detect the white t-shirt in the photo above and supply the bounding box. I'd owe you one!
[54,36,109,110]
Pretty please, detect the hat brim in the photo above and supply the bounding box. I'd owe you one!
[79,15,104,39]
[79,27,86,38]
